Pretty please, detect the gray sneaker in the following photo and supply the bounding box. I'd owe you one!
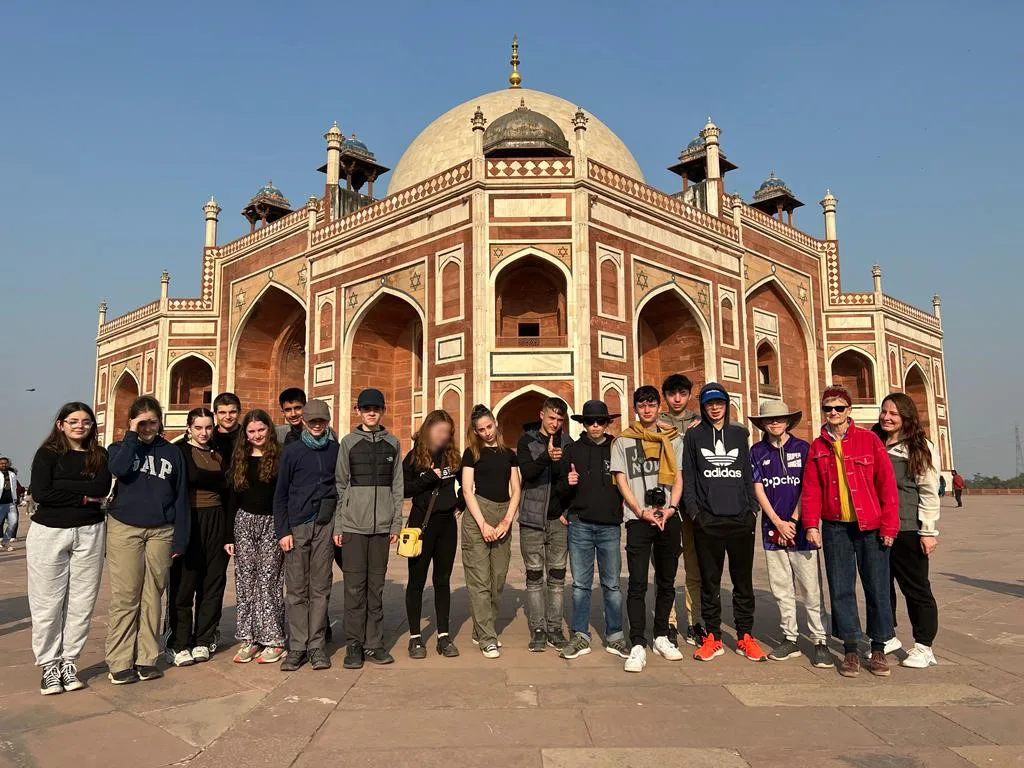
[604,637,631,659]
[769,639,801,661]
[559,632,592,660]
[546,629,569,651]
[811,643,834,669]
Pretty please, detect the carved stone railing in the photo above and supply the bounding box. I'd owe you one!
[882,294,939,327]
[587,160,740,242]
[831,293,875,307]
[99,300,160,335]
[217,207,309,259]
[740,204,819,251]
[311,161,473,246]
[487,158,574,178]
[496,335,568,348]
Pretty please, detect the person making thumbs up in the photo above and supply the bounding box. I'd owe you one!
[556,400,628,660]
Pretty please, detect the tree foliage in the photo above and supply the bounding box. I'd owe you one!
[967,473,1024,489]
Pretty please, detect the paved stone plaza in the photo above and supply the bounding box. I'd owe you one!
[0,496,1020,768]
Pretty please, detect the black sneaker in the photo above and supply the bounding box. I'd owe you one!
[528,628,547,652]
[40,663,63,695]
[769,639,802,661]
[686,624,708,647]
[546,628,569,650]
[364,648,395,665]
[811,643,835,669]
[59,660,85,692]
[309,648,331,670]
[408,636,427,659]
[107,668,139,686]
[667,624,680,647]
[436,635,460,658]
[136,665,163,681]
[343,643,364,670]
[280,651,307,672]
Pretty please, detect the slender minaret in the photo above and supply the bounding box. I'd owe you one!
[203,197,220,248]
[324,121,343,188]
[701,117,721,217]
[98,301,107,331]
[820,189,838,240]
[509,34,522,89]
[471,105,486,153]
[872,264,883,302]
[160,270,170,310]
[932,294,942,324]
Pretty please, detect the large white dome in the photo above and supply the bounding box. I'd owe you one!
[387,88,644,195]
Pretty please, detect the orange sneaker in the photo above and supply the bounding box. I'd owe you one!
[693,633,725,662]
[736,633,768,662]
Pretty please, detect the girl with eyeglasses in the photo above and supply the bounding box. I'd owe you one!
[801,385,899,678]
[872,393,941,669]
[460,405,520,658]
[28,402,112,695]
[167,407,228,667]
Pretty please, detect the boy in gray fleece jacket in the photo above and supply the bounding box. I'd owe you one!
[334,388,404,668]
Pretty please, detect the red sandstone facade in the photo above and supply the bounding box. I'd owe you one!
[93,83,953,472]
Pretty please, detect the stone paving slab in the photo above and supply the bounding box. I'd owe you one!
[542,747,750,767]
[726,682,1008,707]
[0,496,1018,767]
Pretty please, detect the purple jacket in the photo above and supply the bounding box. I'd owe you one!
[750,435,811,551]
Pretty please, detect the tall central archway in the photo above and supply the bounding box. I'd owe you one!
[348,292,424,446]
[110,370,140,443]
[636,288,706,393]
[904,364,932,439]
[233,285,306,418]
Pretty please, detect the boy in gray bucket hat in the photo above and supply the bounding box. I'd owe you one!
[748,400,832,668]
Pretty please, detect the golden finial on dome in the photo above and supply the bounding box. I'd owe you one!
[509,34,522,89]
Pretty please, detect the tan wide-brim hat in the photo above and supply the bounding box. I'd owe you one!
[749,400,802,431]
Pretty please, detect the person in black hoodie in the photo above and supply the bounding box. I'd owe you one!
[556,400,628,661]
[402,410,463,660]
[682,383,766,663]
[105,396,189,685]
[167,407,228,667]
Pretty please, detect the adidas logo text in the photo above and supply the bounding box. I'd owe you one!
[704,467,743,478]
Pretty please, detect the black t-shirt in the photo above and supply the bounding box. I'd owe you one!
[461,446,518,503]
[30,447,112,529]
[230,456,276,516]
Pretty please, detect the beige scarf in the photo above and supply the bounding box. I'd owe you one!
[618,421,679,487]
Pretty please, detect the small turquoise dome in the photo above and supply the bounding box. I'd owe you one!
[342,133,376,159]
[753,171,794,201]
[686,135,705,150]
[254,180,285,199]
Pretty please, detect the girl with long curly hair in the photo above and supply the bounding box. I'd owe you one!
[28,402,112,695]
[873,392,941,669]
[225,410,286,664]
[402,410,464,659]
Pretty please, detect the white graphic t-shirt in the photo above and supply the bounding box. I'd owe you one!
[609,433,684,522]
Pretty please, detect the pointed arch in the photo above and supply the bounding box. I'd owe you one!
[230,283,307,417]
[745,275,818,439]
[109,367,140,444]
[756,339,780,396]
[493,384,575,443]
[493,252,569,347]
[634,283,714,394]
[829,347,877,403]
[343,287,426,445]
[904,361,934,440]
[167,353,214,410]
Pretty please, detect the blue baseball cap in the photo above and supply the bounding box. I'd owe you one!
[700,388,728,405]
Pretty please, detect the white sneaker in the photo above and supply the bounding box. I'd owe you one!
[652,635,684,661]
[884,637,903,655]
[481,644,501,659]
[901,644,937,669]
[624,645,647,673]
[172,649,195,667]
[191,646,211,663]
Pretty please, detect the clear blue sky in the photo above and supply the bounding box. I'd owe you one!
[1,0,1021,478]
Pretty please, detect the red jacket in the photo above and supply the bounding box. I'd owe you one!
[801,419,900,538]
[952,473,965,490]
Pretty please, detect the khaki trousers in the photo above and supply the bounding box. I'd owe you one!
[461,498,512,646]
[668,514,702,628]
[104,517,174,673]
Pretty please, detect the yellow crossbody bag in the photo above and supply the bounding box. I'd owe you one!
[397,486,440,558]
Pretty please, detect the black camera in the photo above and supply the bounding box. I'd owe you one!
[645,487,667,509]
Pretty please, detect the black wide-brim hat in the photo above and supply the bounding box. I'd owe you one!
[570,399,620,423]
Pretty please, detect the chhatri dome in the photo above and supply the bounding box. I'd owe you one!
[387,39,643,194]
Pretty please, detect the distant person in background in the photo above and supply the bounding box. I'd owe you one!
[951,470,964,507]
[0,455,26,550]
[27,403,112,695]
[212,392,242,459]
[873,393,941,670]
[938,475,946,498]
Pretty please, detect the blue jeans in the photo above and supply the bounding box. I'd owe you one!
[820,520,893,646]
[1,503,18,543]
[567,519,624,641]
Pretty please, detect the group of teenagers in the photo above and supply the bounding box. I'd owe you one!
[23,371,943,696]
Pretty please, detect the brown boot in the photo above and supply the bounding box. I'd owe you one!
[838,651,860,677]
[867,650,891,677]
